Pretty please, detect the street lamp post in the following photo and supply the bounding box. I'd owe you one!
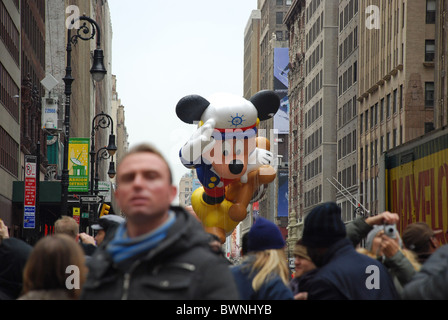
[61,15,107,216]
[90,112,117,196]
[93,146,116,196]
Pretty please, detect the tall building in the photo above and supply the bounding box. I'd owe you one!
[358,0,435,214]
[178,170,199,207]
[434,0,447,128]
[302,0,339,216]
[284,0,306,257]
[0,0,21,237]
[241,9,262,236]
[243,10,261,100]
[336,0,359,221]
[257,0,291,227]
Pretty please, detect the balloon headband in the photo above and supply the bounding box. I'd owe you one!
[198,119,259,140]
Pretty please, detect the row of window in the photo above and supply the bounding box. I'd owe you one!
[306,0,321,24]
[306,40,323,76]
[22,0,45,68]
[338,164,357,190]
[338,130,357,160]
[304,127,322,156]
[0,126,18,177]
[0,0,20,65]
[339,27,358,65]
[339,0,359,33]
[338,62,357,97]
[305,98,322,129]
[304,184,322,208]
[338,96,358,129]
[305,69,323,104]
[304,155,322,182]
[306,12,323,51]
[0,62,20,121]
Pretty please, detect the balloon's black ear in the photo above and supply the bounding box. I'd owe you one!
[249,90,280,121]
[176,95,210,124]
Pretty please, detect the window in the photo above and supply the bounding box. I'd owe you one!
[425,82,435,107]
[276,0,283,5]
[426,0,436,24]
[276,31,283,41]
[425,40,435,62]
[425,122,435,133]
[276,12,283,24]
[386,94,391,117]
[393,89,397,114]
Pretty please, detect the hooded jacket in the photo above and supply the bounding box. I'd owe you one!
[80,206,238,300]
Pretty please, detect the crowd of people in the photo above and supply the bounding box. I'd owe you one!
[1,142,447,300]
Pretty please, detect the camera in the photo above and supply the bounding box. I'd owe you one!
[384,224,397,239]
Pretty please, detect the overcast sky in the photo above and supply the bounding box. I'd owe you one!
[108,0,258,199]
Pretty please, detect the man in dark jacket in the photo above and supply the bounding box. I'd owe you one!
[299,202,399,300]
[0,232,32,300]
[81,143,238,300]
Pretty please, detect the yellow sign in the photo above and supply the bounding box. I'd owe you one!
[68,138,90,192]
[73,207,81,224]
[386,141,448,242]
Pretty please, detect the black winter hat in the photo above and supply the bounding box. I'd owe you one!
[302,202,346,248]
[248,217,285,252]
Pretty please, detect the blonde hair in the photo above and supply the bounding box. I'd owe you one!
[54,216,79,239]
[248,249,290,292]
[356,247,421,271]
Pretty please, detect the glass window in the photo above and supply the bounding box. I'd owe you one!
[425,40,435,61]
[426,0,436,24]
[425,82,435,107]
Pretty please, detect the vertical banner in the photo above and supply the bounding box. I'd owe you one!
[68,138,90,192]
[24,155,37,229]
[273,47,290,134]
[277,171,289,217]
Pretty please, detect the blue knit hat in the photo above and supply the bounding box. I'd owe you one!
[248,217,286,252]
[302,202,346,248]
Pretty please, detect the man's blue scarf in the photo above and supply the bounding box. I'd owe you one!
[106,211,176,264]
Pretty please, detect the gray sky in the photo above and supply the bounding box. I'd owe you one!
[108,0,258,199]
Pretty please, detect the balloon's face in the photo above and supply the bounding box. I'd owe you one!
[203,135,256,179]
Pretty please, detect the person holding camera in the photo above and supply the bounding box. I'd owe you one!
[347,211,421,296]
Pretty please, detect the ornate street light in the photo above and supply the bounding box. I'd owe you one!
[61,15,107,217]
[90,111,116,195]
[94,146,115,195]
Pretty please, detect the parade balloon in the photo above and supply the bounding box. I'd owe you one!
[176,91,280,243]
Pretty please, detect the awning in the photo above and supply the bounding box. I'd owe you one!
[12,181,61,203]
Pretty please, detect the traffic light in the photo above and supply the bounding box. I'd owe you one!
[99,203,111,217]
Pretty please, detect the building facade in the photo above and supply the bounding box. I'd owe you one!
[257,0,291,225]
[357,0,435,214]
[0,0,21,237]
[302,0,339,216]
[336,0,359,221]
[284,0,306,257]
[434,0,447,129]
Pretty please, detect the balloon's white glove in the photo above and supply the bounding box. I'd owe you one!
[240,148,274,183]
[180,119,216,163]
